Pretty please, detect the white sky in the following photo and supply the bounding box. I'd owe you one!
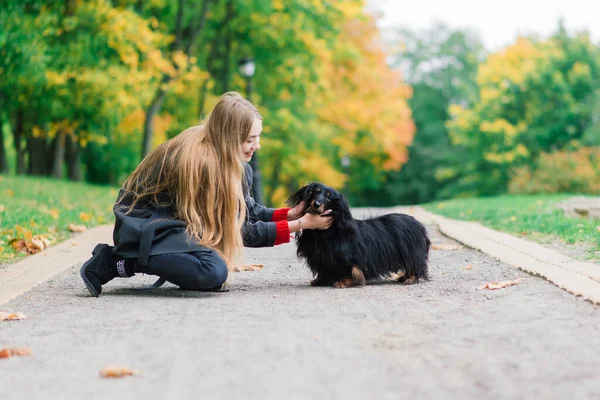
[369,0,600,51]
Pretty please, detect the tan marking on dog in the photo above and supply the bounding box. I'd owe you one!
[351,266,366,286]
[333,278,356,288]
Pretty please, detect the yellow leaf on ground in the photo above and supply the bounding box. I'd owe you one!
[79,212,91,222]
[0,347,32,358]
[432,244,464,250]
[100,366,139,378]
[5,190,14,197]
[68,224,87,233]
[0,204,5,212]
[480,278,523,290]
[50,209,60,219]
[0,311,27,321]
[461,265,472,270]
[232,263,264,272]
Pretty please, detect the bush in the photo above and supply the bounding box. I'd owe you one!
[509,147,600,194]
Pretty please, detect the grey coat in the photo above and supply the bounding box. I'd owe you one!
[113,163,280,266]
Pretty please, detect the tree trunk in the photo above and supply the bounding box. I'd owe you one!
[220,0,234,94]
[13,109,26,175]
[142,82,168,157]
[26,137,49,176]
[198,35,221,118]
[0,114,8,174]
[66,134,82,181]
[51,129,67,178]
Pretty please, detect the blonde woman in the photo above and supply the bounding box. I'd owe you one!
[80,92,332,297]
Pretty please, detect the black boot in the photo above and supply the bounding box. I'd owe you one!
[80,244,133,297]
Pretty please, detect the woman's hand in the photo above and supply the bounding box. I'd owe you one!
[299,210,333,230]
[288,201,307,221]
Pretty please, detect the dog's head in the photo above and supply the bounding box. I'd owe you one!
[286,182,350,217]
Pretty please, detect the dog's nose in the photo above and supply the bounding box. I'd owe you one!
[314,200,322,207]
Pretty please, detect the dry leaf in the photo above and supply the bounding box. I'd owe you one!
[30,238,45,252]
[79,212,91,222]
[232,263,264,272]
[50,209,60,220]
[461,265,472,270]
[431,244,464,251]
[0,204,5,212]
[68,224,87,233]
[510,216,517,221]
[100,366,139,378]
[0,312,27,321]
[0,246,4,254]
[480,278,523,290]
[9,239,27,253]
[0,347,32,358]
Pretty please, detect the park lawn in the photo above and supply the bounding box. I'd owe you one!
[423,194,600,260]
[0,174,118,264]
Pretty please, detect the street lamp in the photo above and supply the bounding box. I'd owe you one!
[238,56,264,204]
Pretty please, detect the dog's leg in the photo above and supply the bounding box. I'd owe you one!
[310,275,330,286]
[333,266,365,288]
[398,273,417,285]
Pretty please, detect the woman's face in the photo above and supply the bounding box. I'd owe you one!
[241,118,262,162]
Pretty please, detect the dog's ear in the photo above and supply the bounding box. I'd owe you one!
[286,185,309,207]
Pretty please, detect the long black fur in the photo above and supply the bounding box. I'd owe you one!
[287,183,431,287]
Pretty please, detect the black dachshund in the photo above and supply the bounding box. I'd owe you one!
[287,183,430,288]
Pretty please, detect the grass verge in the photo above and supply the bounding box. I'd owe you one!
[0,174,118,264]
[423,194,600,260]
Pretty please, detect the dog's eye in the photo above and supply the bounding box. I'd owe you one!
[314,188,321,193]
[326,192,331,199]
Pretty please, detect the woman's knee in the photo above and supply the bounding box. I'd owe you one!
[189,250,228,290]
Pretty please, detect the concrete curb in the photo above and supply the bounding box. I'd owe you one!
[407,206,600,305]
[0,224,113,306]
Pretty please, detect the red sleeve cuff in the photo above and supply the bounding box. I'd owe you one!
[272,208,291,222]
[274,220,291,245]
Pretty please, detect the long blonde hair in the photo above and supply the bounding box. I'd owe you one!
[119,92,261,267]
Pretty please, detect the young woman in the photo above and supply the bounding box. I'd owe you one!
[80,92,332,297]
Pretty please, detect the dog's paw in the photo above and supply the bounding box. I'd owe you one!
[399,274,417,285]
[231,263,264,272]
[333,278,355,288]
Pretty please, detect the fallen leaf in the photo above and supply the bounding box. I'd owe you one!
[596,226,600,233]
[68,224,87,233]
[0,347,32,358]
[431,244,464,251]
[30,238,45,252]
[510,216,517,221]
[461,265,472,270]
[232,263,264,272]
[79,212,91,222]
[50,209,60,220]
[5,189,14,197]
[9,239,27,253]
[0,204,5,212]
[480,278,523,290]
[100,366,139,378]
[71,241,80,246]
[48,227,58,235]
[0,246,3,254]
[10,347,32,356]
[0,312,27,321]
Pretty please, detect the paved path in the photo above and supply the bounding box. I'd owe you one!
[1,209,599,400]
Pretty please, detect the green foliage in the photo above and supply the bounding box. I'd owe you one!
[447,23,600,196]
[0,174,117,264]
[378,23,484,205]
[423,194,600,259]
[509,147,600,194]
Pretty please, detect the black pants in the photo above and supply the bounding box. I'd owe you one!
[135,248,228,291]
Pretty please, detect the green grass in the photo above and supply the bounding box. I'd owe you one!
[0,174,118,264]
[423,194,600,259]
